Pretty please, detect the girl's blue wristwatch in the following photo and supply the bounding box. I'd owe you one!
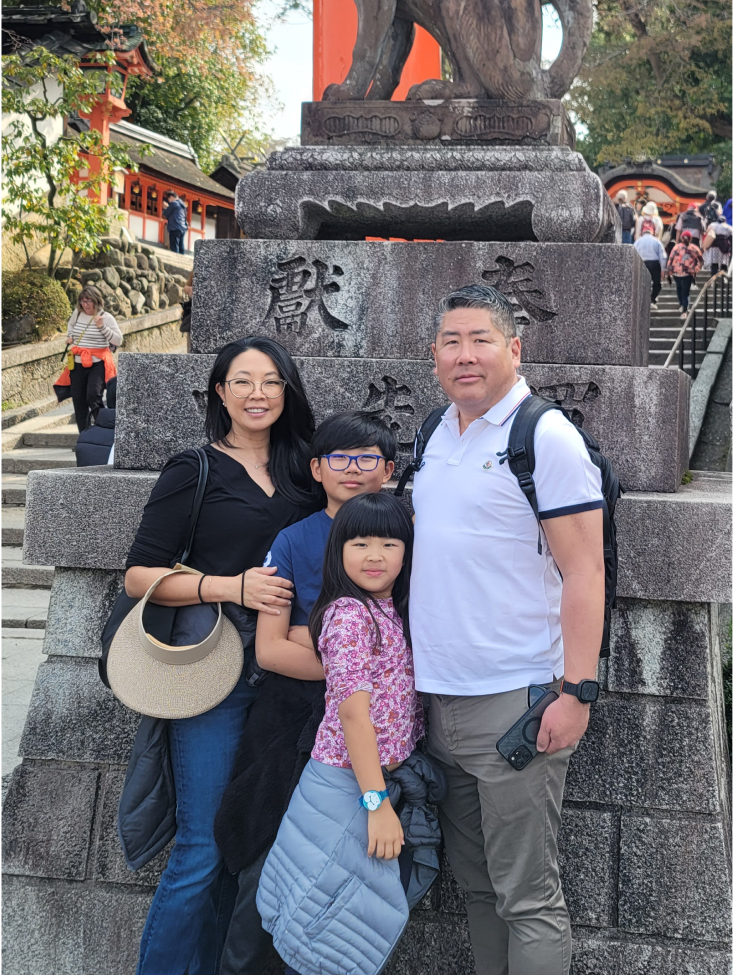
[360,789,389,811]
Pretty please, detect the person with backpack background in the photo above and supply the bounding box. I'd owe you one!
[634,201,664,242]
[700,191,720,227]
[667,230,704,317]
[702,213,732,276]
[674,203,705,248]
[615,190,635,244]
[406,284,607,975]
[633,224,667,308]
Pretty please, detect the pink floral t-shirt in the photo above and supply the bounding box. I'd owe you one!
[312,596,424,769]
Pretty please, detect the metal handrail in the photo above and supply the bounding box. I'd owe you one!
[663,265,733,369]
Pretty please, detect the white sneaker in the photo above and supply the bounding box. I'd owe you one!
[651,301,658,309]
[680,311,688,319]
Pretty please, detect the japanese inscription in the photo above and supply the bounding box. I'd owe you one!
[362,375,416,448]
[263,256,350,335]
[482,256,557,329]
[528,381,601,428]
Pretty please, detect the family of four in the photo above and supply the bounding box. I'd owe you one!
[123,284,605,975]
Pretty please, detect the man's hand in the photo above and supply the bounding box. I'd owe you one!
[536,693,589,755]
[367,802,404,860]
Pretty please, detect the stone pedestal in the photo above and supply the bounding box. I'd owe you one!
[7,130,731,975]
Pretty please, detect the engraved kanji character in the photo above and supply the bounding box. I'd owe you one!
[482,256,557,324]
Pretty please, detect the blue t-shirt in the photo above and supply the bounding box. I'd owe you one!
[263,508,332,625]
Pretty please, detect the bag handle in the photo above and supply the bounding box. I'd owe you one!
[138,567,224,665]
[175,446,209,568]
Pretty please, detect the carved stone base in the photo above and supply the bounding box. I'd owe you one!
[301,99,576,148]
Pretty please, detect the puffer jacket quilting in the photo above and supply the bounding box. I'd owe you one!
[257,759,410,975]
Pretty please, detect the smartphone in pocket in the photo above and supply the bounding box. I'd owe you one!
[496,685,559,771]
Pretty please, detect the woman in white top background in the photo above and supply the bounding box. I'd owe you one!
[60,285,123,431]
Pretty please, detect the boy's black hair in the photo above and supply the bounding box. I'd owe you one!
[310,411,398,463]
[309,492,413,654]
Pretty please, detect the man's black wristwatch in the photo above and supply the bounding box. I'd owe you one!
[560,679,599,704]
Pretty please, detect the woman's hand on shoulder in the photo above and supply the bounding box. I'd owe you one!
[242,565,293,615]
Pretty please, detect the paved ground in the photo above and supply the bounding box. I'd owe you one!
[2,627,45,775]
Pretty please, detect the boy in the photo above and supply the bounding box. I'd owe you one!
[215,411,397,975]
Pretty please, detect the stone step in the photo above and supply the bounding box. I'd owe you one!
[1,402,75,451]
[2,507,25,545]
[2,546,54,589]
[1,448,76,475]
[22,425,79,448]
[1,588,49,628]
[2,475,28,506]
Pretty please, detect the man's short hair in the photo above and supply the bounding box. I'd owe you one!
[616,190,628,203]
[310,411,398,462]
[435,284,517,342]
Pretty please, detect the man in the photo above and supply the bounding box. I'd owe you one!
[162,190,188,254]
[634,224,667,307]
[674,203,705,249]
[410,284,605,975]
[699,190,719,227]
[614,189,635,244]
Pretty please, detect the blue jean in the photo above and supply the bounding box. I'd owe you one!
[169,229,186,254]
[136,672,259,975]
[621,230,633,244]
[675,274,693,312]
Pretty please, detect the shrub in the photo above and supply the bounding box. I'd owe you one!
[2,270,72,344]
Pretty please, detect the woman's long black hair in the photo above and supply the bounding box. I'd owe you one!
[205,336,320,507]
[309,492,414,654]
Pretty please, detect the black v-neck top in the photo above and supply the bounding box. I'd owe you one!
[126,444,318,576]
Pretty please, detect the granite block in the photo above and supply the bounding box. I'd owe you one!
[269,146,589,172]
[20,657,140,764]
[300,99,576,148]
[236,168,619,244]
[93,769,172,887]
[44,568,125,658]
[558,809,617,928]
[437,854,466,914]
[571,938,732,975]
[385,914,476,974]
[566,699,719,813]
[191,239,649,367]
[113,353,686,491]
[605,598,710,698]
[618,815,731,942]
[1,875,152,975]
[23,467,157,569]
[2,764,98,880]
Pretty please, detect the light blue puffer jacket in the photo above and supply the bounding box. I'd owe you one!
[257,759,410,975]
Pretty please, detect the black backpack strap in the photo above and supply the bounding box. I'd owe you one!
[394,406,448,497]
[497,396,560,554]
[176,446,210,567]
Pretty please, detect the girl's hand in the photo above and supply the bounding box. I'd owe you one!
[367,802,404,860]
[242,566,293,615]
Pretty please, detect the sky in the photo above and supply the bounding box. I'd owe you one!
[261,3,564,142]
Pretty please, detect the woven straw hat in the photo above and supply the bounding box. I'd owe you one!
[107,570,243,719]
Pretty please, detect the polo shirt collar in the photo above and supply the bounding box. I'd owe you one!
[443,375,531,431]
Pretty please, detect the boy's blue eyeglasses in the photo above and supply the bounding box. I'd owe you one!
[321,453,385,472]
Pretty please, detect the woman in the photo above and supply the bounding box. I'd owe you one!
[125,336,322,975]
[57,286,123,432]
[667,230,704,318]
[634,201,664,241]
[702,212,732,276]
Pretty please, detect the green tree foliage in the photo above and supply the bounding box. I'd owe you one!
[2,268,72,341]
[568,0,732,168]
[125,21,271,172]
[2,48,146,278]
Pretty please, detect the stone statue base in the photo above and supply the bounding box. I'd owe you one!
[301,99,576,148]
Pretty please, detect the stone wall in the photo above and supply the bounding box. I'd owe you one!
[1,307,184,408]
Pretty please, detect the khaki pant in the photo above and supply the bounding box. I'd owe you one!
[427,684,574,975]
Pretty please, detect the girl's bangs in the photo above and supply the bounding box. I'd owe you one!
[337,494,413,545]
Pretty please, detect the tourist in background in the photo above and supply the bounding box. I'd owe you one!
[667,230,704,318]
[699,190,720,227]
[702,214,732,276]
[163,190,189,254]
[54,285,123,432]
[634,227,667,308]
[124,336,322,975]
[674,204,705,248]
[615,190,635,244]
[634,201,664,241]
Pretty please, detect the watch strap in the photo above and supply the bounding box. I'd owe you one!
[561,679,598,703]
[359,789,389,809]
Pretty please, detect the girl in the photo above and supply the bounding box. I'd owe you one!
[257,492,428,975]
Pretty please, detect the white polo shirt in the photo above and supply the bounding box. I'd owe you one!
[409,376,603,696]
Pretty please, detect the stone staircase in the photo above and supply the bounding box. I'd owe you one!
[2,406,78,630]
[649,269,715,369]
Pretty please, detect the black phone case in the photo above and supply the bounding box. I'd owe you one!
[496,688,559,771]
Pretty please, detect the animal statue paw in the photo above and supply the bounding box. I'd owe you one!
[322,82,363,102]
[406,79,473,100]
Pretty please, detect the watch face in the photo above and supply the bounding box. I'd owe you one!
[363,791,383,811]
[579,681,599,703]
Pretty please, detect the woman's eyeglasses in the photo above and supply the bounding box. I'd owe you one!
[321,453,385,472]
[225,379,287,399]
